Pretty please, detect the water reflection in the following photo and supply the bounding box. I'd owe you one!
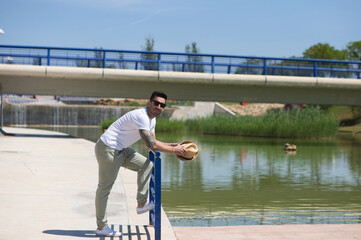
[158,134,361,226]
[21,126,361,226]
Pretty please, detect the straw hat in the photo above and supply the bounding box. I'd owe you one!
[177,140,199,161]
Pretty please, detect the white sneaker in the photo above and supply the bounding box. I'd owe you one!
[137,202,155,214]
[95,225,122,237]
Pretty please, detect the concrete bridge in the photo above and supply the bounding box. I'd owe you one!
[1,64,361,106]
[0,45,360,106]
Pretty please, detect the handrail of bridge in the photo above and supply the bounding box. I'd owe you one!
[149,150,162,240]
[0,44,360,79]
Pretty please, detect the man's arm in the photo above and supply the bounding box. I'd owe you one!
[139,129,186,155]
[139,129,157,149]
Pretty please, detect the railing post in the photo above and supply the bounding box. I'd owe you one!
[47,48,50,66]
[158,54,161,71]
[263,59,267,75]
[211,56,215,73]
[103,51,106,68]
[314,61,318,77]
[149,150,162,240]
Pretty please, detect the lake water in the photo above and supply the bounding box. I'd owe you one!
[23,126,361,226]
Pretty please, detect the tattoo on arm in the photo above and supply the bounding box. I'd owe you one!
[139,130,156,149]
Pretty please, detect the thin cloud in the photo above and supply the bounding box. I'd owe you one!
[131,9,163,25]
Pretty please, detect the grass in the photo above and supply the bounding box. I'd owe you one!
[155,118,186,132]
[185,107,339,138]
[339,124,361,132]
[100,106,339,139]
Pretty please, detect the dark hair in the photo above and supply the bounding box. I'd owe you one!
[150,91,167,101]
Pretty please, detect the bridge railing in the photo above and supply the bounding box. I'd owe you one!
[0,45,360,79]
[149,150,162,240]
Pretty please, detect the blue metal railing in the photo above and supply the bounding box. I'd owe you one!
[149,150,161,240]
[0,44,361,79]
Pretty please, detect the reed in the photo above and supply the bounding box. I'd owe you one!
[100,107,339,138]
[100,117,186,132]
[185,107,338,138]
[155,118,187,132]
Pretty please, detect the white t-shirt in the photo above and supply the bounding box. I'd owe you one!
[100,107,156,150]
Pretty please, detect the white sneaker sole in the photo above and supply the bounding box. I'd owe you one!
[95,232,122,237]
[137,203,155,214]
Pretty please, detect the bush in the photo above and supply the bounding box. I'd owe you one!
[101,117,117,130]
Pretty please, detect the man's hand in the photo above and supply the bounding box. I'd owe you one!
[171,143,187,156]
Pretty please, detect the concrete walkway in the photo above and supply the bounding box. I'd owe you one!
[173,224,361,240]
[0,127,176,240]
[1,127,360,240]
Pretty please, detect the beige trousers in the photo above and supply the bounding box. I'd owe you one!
[94,139,153,228]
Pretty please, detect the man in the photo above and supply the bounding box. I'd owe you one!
[94,91,186,237]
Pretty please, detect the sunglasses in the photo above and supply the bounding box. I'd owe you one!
[152,100,166,108]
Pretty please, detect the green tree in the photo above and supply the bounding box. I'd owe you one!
[92,47,104,68]
[172,58,183,72]
[268,58,318,77]
[303,43,348,77]
[118,53,127,69]
[32,57,42,65]
[345,40,361,80]
[235,59,264,75]
[141,36,158,70]
[185,42,205,72]
[303,43,347,60]
[75,56,87,67]
[75,47,104,68]
[346,41,361,61]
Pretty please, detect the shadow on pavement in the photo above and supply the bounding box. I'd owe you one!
[43,229,97,238]
[0,128,74,138]
[43,225,151,239]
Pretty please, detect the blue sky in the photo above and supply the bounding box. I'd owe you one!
[0,0,360,58]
